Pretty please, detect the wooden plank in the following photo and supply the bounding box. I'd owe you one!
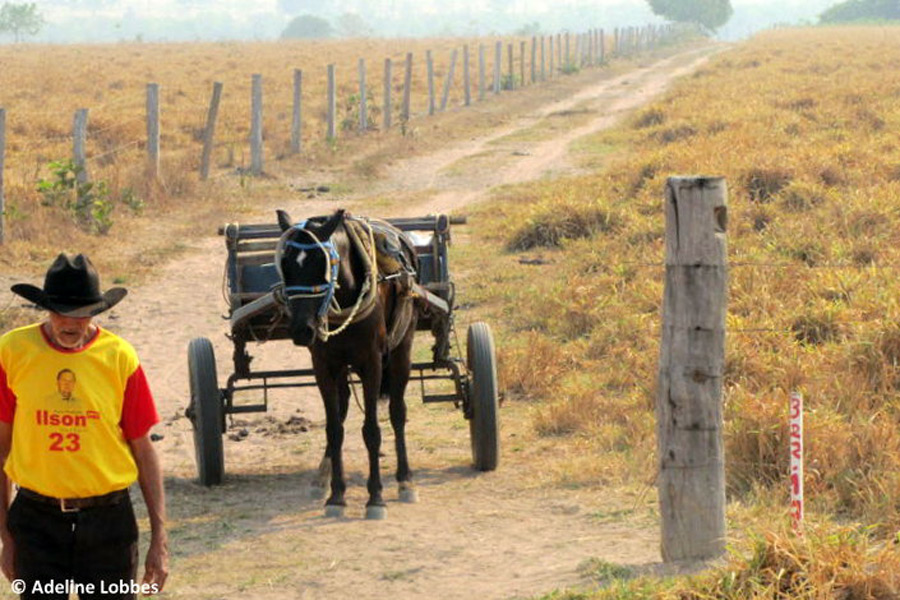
[291,69,302,153]
[200,82,222,179]
[146,83,160,179]
[657,176,728,562]
[73,108,89,184]
[250,74,263,175]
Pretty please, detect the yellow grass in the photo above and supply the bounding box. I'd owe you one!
[457,25,900,597]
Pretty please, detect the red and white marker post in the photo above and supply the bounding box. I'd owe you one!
[789,391,804,532]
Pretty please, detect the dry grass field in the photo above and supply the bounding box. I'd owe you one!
[461,26,900,598]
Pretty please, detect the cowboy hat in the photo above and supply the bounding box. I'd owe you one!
[11,253,127,318]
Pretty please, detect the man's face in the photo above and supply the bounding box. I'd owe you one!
[46,312,94,350]
[57,372,76,400]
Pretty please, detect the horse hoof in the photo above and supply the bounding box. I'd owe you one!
[324,504,345,519]
[365,505,387,520]
[398,485,418,504]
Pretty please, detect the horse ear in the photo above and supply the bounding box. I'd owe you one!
[276,209,293,232]
[317,209,346,239]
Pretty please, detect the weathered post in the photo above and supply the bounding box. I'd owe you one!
[250,74,263,175]
[531,36,536,83]
[200,82,222,180]
[0,108,5,245]
[507,43,514,89]
[463,45,471,107]
[146,83,160,180]
[402,53,413,125]
[73,109,89,184]
[291,69,302,153]
[327,64,336,140]
[493,41,501,94]
[478,44,486,101]
[600,29,606,64]
[358,58,367,132]
[440,48,457,111]
[540,36,546,81]
[564,32,570,71]
[657,176,728,563]
[383,58,392,130]
[549,35,554,78]
[426,50,435,115]
[519,41,525,86]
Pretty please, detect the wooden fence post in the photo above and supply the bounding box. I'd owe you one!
[519,41,525,86]
[383,58,392,130]
[507,43,514,89]
[493,41,501,94]
[600,29,606,64]
[146,83,160,180]
[402,53,412,125]
[549,35,554,78]
[541,36,546,81]
[73,109,89,184]
[359,58,367,132]
[250,74,264,175]
[0,108,5,245]
[426,50,435,116]
[530,37,536,83]
[478,44,486,101]
[291,69,302,153]
[440,48,457,111]
[564,32,570,70]
[327,64,336,140]
[200,82,222,180]
[463,45,471,107]
[657,176,728,562]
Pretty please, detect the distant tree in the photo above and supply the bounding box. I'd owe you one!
[820,0,900,23]
[281,14,333,39]
[338,12,371,38]
[646,0,733,33]
[0,2,44,42]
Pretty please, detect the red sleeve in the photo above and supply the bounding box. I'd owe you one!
[0,364,16,424]
[120,365,160,440]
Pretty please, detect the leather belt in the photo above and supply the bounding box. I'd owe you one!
[17,487,129,513]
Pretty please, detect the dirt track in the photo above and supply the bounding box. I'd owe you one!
[0,44,721,600]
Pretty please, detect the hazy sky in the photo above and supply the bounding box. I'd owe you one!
[21,0,841,43]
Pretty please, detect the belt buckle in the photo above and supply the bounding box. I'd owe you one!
[59,498,80,513]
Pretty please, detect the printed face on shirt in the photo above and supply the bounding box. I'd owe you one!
[57,369,77,402]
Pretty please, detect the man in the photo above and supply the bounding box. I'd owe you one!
[0,253,168,599]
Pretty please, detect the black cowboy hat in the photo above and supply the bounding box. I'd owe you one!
[11,253,127,318]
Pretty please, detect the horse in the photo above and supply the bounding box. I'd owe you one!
[275,208,419,519]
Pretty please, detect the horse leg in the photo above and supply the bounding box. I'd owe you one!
[312,368,350,500]
[360,362,386,520]
[389,332,417,503]
[317,368,348,517]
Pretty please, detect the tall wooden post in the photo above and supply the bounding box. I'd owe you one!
[358,58,367,132]
[73,109,89,184]
[530,36,536,83]
[657,176,728,562]
[250,74,263,175]
[200,82,222,180]
[540,36,546,81]
[0,108,5,245]
[549,35,554,78]
[463,45,471,107]
[478,44,486,101]
[507,43,513,89]
[519,41,525,86]
[440,48,457,111]
[402,53,412,125]
[493,42,501,94]
[426,50,435,116]
[383,58,392,130]
[327,64,336,140]
[146,83,160,180]
[291,69,302,153]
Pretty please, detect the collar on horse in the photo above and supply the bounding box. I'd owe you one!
[276,216,379,342]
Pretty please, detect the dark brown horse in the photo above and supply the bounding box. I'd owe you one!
[275,209,418,519]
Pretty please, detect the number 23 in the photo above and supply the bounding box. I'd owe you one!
[49,432,80,452]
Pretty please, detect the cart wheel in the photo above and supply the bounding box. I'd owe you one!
[187,337,224,486]
[467,322,500,471]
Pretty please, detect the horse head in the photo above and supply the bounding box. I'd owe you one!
[276,208,346,347]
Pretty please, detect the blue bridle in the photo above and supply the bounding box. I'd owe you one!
[279,221,341,318]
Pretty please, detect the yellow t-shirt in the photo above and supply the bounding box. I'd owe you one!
[0,323,158,498]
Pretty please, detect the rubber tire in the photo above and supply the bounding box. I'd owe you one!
[188,337,225,486]
[467,322,500,471]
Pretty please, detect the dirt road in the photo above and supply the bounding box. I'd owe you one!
[0,44,721,600]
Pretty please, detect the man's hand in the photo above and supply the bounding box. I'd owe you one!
[142,535,168,594]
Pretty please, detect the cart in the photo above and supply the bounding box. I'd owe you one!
[185,214,500,485]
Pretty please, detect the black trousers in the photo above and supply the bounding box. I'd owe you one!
[7,492,139,600]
